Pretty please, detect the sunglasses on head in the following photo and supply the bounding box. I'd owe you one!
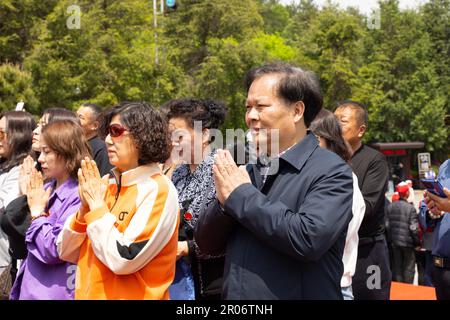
[108,123,128,138]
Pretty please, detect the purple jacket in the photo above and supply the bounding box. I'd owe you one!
[10,178,80,300]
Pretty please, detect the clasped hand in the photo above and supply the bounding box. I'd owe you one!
[213,149,251,205]
[77,157,109,221]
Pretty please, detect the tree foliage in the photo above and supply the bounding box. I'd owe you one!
[0,0,448,155]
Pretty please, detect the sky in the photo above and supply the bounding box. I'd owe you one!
[279,0,429,16]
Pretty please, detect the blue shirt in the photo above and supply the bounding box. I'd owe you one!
[418,159,450,258]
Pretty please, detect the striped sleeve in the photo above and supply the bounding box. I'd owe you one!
[84,175,179,275]
[56,212,88,264]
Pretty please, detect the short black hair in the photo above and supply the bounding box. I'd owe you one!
[81,103,102,120]
[335,100,368,126]
[245,62,323,127]
[161,98,227,130]
[99,101,170,165]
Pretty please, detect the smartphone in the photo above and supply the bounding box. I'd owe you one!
[420,179,447,198]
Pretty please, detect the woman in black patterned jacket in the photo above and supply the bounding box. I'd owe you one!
[162,98,227,300]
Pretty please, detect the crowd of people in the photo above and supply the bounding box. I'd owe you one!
[0,62,448,300]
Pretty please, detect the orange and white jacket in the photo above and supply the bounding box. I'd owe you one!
[57,164,179,300]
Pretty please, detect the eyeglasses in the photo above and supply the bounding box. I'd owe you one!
[0,129,6,140]
[108,123,128,138]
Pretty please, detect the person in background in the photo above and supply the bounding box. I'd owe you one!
[392,192,400,202]
[406,180,416,205]
[32,108,79,171]
[0,111,36,297]
[163,98,227,300]
[385,183,420,284]
[335,101,391,300]
[1,108,79,273]
[419,159,450,299]
[77,103,113,176]
[310,109,365,300]
[10,120,91,300]
[57,102,179,300]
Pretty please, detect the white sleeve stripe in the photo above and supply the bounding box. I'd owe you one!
[122,179,158,245]
[85,179,179,275]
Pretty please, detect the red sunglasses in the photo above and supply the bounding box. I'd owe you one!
[108,123,128,138]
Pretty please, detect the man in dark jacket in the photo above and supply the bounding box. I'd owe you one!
[386,183,420,283]
[77,103,113,176]
[194,62,354,300]
[335,101,391,300]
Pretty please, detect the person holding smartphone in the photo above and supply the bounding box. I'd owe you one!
[419,159,450,300]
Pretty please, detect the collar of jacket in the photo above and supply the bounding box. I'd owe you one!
[279,131,320,172]
[248,132,319,189]
[109,163,161,187]
[45,177,78,203]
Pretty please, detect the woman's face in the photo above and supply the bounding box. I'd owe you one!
[168,117,205,165]
[38,136,68,180]
[104,115,139,173]
[32,114,48,152]
[0,117,10,158]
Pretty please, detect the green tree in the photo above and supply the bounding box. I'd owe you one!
[190,33,298,129]
[24,0,187,112]
[300,4,366,107]
[352,0,448,153]
[162,0,264,72]
[0,0,57,64]
[257,0,290,34]
[0,63,39,113]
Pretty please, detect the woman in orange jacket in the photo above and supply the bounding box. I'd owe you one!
[57,102,179,300]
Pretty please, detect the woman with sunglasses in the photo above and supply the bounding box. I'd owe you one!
[9,120,90,300]
[57,102,179,300]
[0,111,35,298]
[309,109,366,301]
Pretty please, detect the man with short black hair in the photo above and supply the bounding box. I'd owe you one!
[77,103,113,176]
[195,62,354,299]
[335,101,391,300]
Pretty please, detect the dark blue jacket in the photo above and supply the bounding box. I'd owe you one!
[418,159,450,258]
[194,133,353,299]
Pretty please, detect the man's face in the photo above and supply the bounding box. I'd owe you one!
[334,106,365,146]
[77,107,97,137]
[245,74,297,156]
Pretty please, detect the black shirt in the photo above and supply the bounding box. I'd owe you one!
[351,144,389,238]
[89,136,113,177]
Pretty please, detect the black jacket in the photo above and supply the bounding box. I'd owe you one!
[386,199,420,248]
[0,195,30,260]
[194,133,354,300]
[351,145,389,238]
[89,136,113,177]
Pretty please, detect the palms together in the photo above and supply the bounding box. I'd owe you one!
[77,157,109,212]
